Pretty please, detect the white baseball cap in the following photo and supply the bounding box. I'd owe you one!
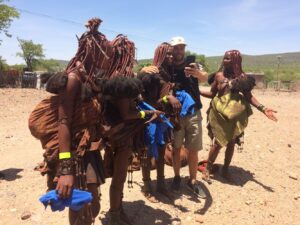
[170,36,186,46]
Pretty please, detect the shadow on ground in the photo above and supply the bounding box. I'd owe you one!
[0,168,23,181]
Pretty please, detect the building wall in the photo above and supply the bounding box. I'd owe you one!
[246,73,265,89]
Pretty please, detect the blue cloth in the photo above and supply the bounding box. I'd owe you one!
[39,189,93,212]
[176,90,195,117]
[137,101,173,129]
[137,101,173,159]
[144,120,168,159]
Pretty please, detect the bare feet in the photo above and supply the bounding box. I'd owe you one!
[142,191,159,203]
[141,186,159,203]
[202,167,212,184]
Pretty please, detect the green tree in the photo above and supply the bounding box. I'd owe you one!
[264,70,275,83]
[17,38,44,71]
[0,0,19,43]
[36,59,63,72]
[0,56,8,71]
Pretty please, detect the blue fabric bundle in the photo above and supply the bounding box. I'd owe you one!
[39,189,93,212]
[175,90,195,117]
[144,120,168,159]
[137,101,173,159]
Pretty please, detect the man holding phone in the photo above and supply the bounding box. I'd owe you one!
[170,36,208,198]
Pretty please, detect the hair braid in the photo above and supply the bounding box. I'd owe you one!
[152,42,170,67]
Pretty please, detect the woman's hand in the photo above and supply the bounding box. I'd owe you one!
[166,95,181,113]
[140,66,159,74]
[56,175,75,199]
[145,110,165,124]
[264,108,278,122]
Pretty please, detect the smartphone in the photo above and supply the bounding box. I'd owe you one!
[185,55,196,67]
[185,55,196,77]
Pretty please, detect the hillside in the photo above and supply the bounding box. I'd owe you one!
[137,52,300,81]
[206,52,300,72]
[47,52,300,81]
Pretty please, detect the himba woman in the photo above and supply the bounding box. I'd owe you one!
[200,50,277,183]
[100,76,164,225]
[137,42,182,203]
[28,18,131,225]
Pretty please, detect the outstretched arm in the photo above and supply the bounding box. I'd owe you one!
[244,91,278,122]
[200,89,215,99]
[200,78,218,99]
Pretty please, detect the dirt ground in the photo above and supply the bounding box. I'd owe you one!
[0,88,299,225]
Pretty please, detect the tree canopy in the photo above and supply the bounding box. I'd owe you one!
[17,38,44,71]
[0,0,19,43]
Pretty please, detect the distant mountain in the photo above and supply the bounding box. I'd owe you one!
[137,52,300,80]
[206,52,300,72]
[53,52,300,80]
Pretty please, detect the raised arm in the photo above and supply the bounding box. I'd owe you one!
[184,63,208,83]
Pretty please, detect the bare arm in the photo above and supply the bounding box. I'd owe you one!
[122,109,144,120]
[123,109,164,123]
[157,95,181,113]
[200,79,218,99]
[58,73,81,154]
[200,89,214,99]
[184,63,208,83]
[244,91,264,109]
[244,91,278,122]
[56,73,81,199]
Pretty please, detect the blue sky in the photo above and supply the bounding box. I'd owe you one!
[1,0,299,64]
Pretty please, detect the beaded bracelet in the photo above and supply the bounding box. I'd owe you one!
[162,96,168,104]
[139,110,146,119]
[58,158,75,176]
[257,104,267,112]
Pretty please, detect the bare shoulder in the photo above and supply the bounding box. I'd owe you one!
[68,71,80,81]
[63,72,81,94]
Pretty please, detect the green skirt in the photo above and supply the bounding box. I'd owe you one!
[207,92,253,147]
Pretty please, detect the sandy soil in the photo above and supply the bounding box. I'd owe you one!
[0,88,299,225]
